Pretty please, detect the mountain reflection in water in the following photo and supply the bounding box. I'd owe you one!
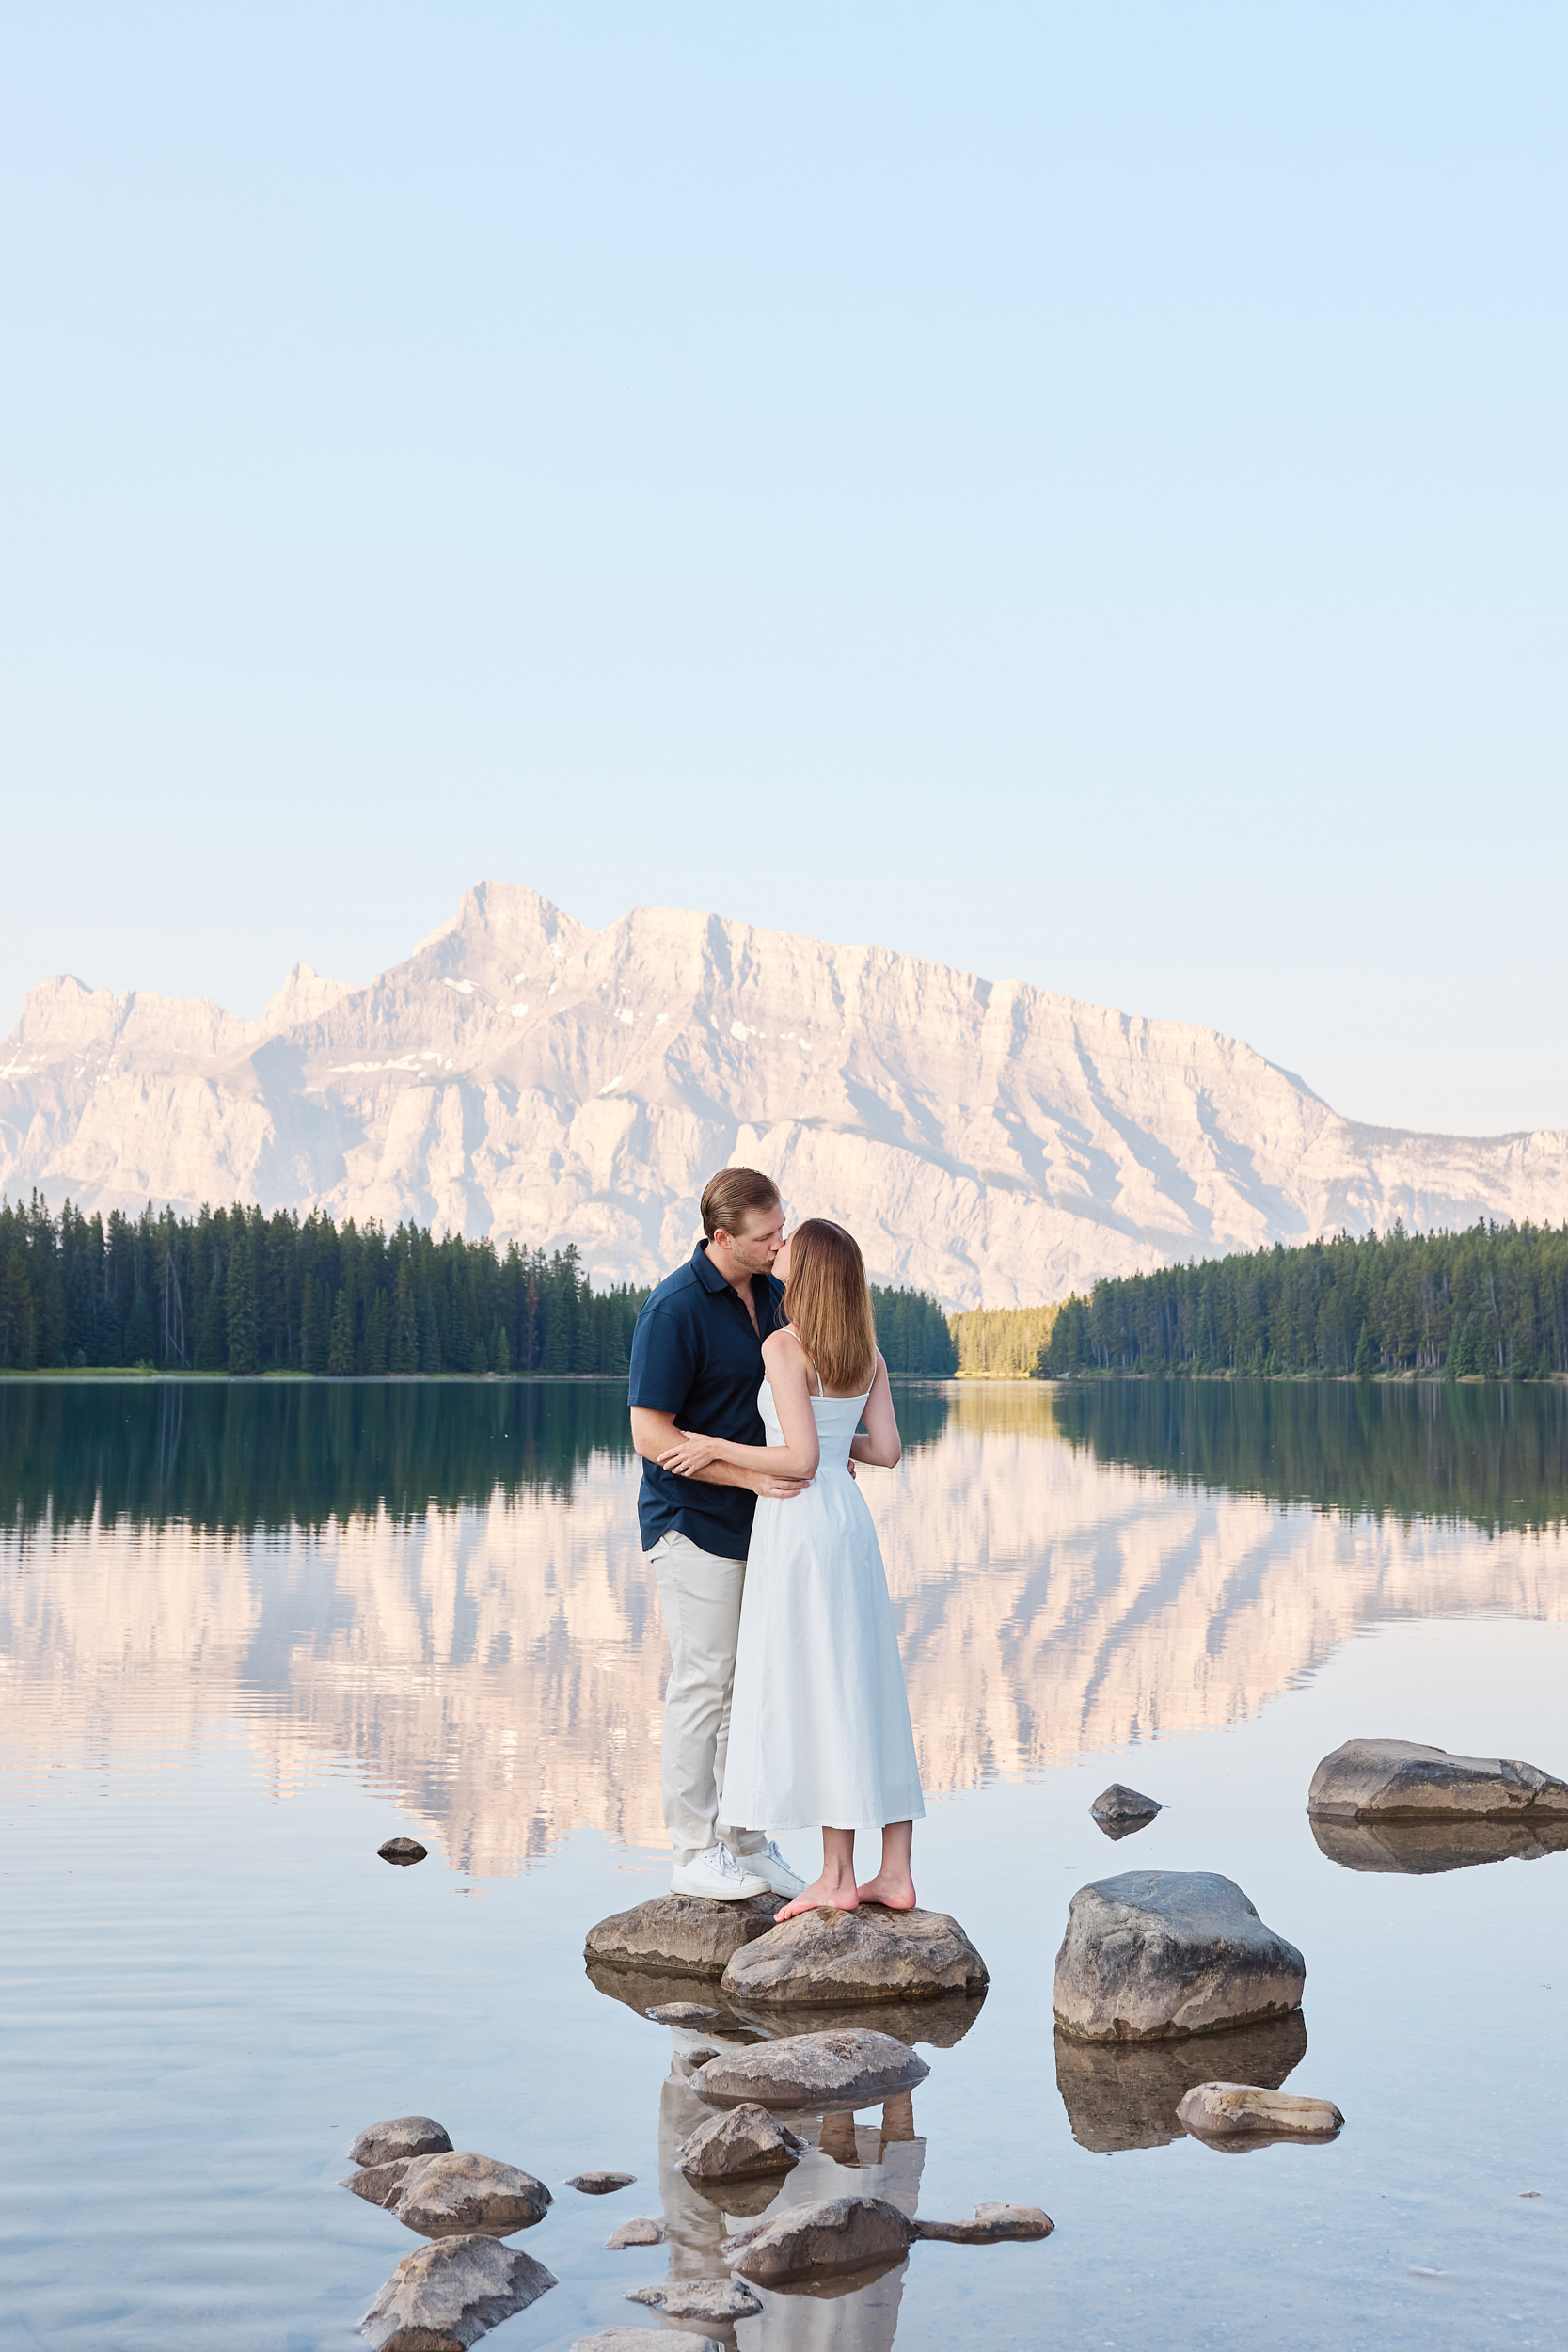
[2,1378,1565,1874]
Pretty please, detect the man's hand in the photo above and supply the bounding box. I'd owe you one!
[754,1472,810,1499]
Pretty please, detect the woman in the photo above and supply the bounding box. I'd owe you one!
[657,1218,924,1918]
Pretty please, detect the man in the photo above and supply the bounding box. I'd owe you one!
[628,1166,808,1901]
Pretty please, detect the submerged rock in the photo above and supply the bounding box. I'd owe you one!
[1053,2012,1309,2153]
[912,2204,1053,2244]
[724,2194,915,2283]
[626,2278,764,2321]
[1053,1870,1305,2043]
[604,2216,664,2249]
[690,2028,930,2112]
[342,2158,415,2209]
[1310,1813,1568,1875]
[583,1893,778,1979]
[645,2001,723,2025]
[565,2170,635,2194]
[352,2116,454,2168]
[674,2101,807,2181]
[378,1836,428,1865]
[720,1904,989,2009]
[1307,1739,1568,1822]
[393,2151,551,2238]
[360,2233,556,2351]
[1089,1785,1162,1839]
[1177,2081,1344,2142]
[572,2334,721,2352]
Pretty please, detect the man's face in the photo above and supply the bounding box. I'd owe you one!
[719,1200,785,1275]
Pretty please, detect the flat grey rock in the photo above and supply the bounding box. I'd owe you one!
[361,2233,556,2351]
[378,1836,428,1865]
[605,2217,665,2249]
[351,2116,454,2168]
[725,2193,915,2282]
[1177,2081,1344,2142]
[720,1904,988,2009]
[1310,1813,1568,1875]
[1053,2012,1308,2153]
[342,2157,415,2208]
[565,2169,635,2194]
[626,2278,763,2320]
[572,2333,722,2352]
[584,1893,779,1979]
[645,2001,723,2025]
[393,2150,551,2238]
[1307,1739,1568,1822]
[691,2027,929,2112]
[1090,1784,1162,1837]
[912,2203,1054,2244]
[674,2101,806,2181]
[1053,1870,1305,2043]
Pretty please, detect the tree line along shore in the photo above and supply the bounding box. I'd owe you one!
[2,1199,1562,1382]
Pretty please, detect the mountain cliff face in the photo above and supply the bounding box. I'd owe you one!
[3,880,1565,1306]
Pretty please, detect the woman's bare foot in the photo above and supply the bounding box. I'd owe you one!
[775,1871,860,1922]
[855,1869,917,1910]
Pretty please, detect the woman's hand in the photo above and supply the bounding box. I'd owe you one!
[657,1429,722,1477]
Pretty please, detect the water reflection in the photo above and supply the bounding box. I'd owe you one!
[3,1381,1567,1874]
[1053,2012,1310,2153]
[1310,1815,1568,1876]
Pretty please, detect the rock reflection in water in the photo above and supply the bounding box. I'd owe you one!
[1310,1814,1568,1876]
[585,1956,987,2055]
[1053,2011,1309,2153]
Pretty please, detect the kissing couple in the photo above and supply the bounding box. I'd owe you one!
[628,1166,924,1920]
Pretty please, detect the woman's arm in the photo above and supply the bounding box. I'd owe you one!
[847,1352,902,1469]
[655,1330,822,1481]
[630,1408,810,1498]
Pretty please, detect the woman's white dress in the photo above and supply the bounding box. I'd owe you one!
[721,1379,925,1834]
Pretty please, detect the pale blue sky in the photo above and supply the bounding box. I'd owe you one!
[3,4,1563,1134]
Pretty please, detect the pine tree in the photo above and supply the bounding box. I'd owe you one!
[226,1221,260,1375]
[1353,1325,1372,1378]
[364,1289,391,1375]
[326,1285,356,1376]
[301,1273,330,1375]
[390,1261,419,1374]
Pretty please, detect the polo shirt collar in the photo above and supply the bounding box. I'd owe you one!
[690,1239,730,1293]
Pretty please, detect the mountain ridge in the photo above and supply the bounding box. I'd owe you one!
[3,880,1565,1307]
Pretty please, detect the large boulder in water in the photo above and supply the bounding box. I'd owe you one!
[690,2027,929,2111]
[351,2115,453,2167]
[1310,1813,1568,1875]
[361,2234,556,2351]
[393,2150,552,2238]
[720,1903,988,2009]
[724,2194,915,2283]
[1053,1870,1305,2043]
[1307,1739,1568,1821]
[583,1893,778,1979]
[674,2101,807,2181]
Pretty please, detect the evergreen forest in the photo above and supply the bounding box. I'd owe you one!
[0,1196,959,1379]
[1043,1220,1568,1380]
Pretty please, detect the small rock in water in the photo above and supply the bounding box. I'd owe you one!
[674,2101,807,2181]
[720,1904,988,2009]
[626,2278,764,2321]
[912,2203,1054,2244]
[565,2169,636,2194]
[584,1892,777,1979]
[690,2027,929,2112]
[645,2000,723,2025]
[361,2233,556,2352]
[724,2193,915,2283]
[1089,1784,1162,1839]
[351,2115,453,2167]
[378,1836,429,1865]
[1053,1870,1305,2042]
[572,2333,721,2352]
[1177,2081,1344,2141]
[341,2157,415,2208]
[1307,1739,1568,1822]
[394,2150,552,2238]
[605,2216,665,2249]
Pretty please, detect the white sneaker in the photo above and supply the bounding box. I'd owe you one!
[671,1841,772,1902]
[736,1839,806,1899]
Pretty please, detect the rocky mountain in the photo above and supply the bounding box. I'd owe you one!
[3,880,1565,1306]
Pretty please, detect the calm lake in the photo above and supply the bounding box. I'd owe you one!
[2,1377,1565,2352]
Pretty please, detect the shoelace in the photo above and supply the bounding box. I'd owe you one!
[709,1841,748,1879]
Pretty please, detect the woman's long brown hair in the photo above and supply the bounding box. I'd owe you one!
[784,1219,878,1396]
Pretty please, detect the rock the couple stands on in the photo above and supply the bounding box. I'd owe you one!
[626,1167,924,1916]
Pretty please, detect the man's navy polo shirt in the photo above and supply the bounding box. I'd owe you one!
[628,1240,787,1557]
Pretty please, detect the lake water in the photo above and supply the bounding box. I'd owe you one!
[2,1377,1565,2352]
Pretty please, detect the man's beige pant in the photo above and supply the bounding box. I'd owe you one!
[648,1530,764,1867]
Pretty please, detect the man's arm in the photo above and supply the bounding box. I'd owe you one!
[629,1408,808,1499]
